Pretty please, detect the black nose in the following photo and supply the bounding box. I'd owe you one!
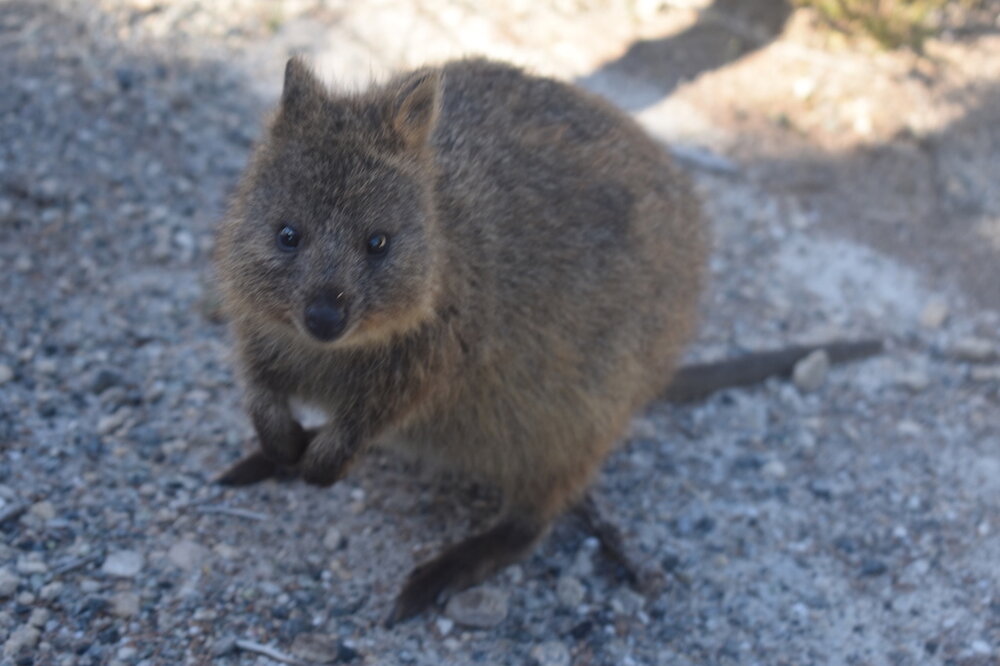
[304,295,348,342]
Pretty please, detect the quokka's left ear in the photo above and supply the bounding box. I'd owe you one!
[387,69,441,151]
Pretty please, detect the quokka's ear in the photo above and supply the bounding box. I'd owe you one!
[279,56,326,119]
[388,70,441,151]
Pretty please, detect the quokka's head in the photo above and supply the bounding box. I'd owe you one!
[217,58,443,348]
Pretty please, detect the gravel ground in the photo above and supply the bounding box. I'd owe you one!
[1,1,998,665]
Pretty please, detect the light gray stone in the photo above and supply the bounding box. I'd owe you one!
[530,640,571,666]
[793,350,829,392]
[0,568,19,598]
[291,632,340,662]
[167,539,208,570]
[102,550,143,578]
[111,591,141,618]
[3,625,40,657]
[556,575,585,608]
[445,586,509,628]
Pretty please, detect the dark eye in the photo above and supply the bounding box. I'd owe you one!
[276,225,301,251]
[366,232,390,256]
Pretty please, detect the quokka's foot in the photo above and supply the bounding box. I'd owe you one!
[385,517,543,626]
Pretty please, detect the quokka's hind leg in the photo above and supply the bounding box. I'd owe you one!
[385,460,600,626]
[385,511,547,626]
[572,491,664,591]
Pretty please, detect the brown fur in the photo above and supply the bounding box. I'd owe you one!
[215,57,708,622]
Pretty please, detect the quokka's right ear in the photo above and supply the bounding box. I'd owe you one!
[279,56,326,120]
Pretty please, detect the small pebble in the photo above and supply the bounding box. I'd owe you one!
[102,550,143,578]
[860,559,888,577]
[16,555,47,575]
[210,635,237,658]
[3,625,40,657]
[952,337,997,363]
[0,365,12,384]
[808,480,834,501]
[793,350,829,392]
[792,77,817,100]
[39,581,62,601]
[970,366,1000,382]
[0,568,19,598]
[762,459,788,479]
[80,579,102,593]
[167,539,208,570]
[530,640,571,666]
[291,632,339,662]
[920,299,949,329]
[91,368,124,394]
[35,357,58,375]
[435,617,454,636]
[445,586,509,628]
[28,608,49,628]
[896,369,930,392]
[336,641,360,662]
[29,500,56,521]
[322,526,343,550]
[110,591,140,618]
[556,575,585,608]
[97,410,129,436]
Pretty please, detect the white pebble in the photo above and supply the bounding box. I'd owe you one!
[762,459,788,479]
[28,608,49,628]
[530,640,571,666]
[970,366,1000,382]
[953,337,996,363]
[29,500,55,521]
[445,586,509,628]
[102,550,143,578]
[322,526,343,550]
[168,539,208,570]
[15,555,47,575]
[435,617,454,636]
[793,350,829,392]
[919,299,949,329]
[111,591,141,618]
[3,625,40,657]
[0,568,19,598]
[556,575,585,608]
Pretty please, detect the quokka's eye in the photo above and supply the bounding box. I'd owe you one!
[276,225,301,251]
[366,232,390,256]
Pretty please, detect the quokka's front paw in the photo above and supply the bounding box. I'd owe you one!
[214,450,297,486]
[299,446,354,487]
[215,427,324,487]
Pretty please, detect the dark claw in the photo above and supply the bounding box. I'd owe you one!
[385,559,453,627]
[214,450,296,486]
[300,455,352,488]
[572,492,651,589]
[216,427,326,487]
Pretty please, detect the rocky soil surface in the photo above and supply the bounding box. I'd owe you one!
[1,1,998,664]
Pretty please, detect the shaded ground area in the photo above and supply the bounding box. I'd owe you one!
[1,1,998,664]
